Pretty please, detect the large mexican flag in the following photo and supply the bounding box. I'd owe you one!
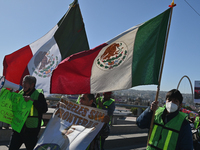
[3,0,89,96]
[50,7,172,94]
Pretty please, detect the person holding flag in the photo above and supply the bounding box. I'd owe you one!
[9,75,48,150]
[136,89,193,150]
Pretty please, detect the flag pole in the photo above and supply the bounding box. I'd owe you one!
[146,0,175,146]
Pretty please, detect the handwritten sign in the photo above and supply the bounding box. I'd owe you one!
[0,88,33,133]
[35,98,107,150]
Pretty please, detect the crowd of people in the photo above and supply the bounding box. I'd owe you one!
[3,75,200,150]
[5,75,116,150]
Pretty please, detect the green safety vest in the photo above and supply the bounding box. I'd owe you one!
[96,97,115,109]
[19,89,43,128]
[96,97,115,125]
[147,107,187,150]
[194,116,199,129]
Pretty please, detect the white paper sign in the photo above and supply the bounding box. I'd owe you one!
[34,98,107,150]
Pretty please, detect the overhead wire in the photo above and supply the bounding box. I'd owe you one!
[184,0,200,17]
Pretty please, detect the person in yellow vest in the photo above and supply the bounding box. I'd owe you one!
[136,89,193,150]
[9,75,48,150]
[193,112,200,150]
[95,93,101,100]
[194,111,200,129]
[96,92,115,150]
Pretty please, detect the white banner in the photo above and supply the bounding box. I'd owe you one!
[194,81,200,103]
[34,98,107,150]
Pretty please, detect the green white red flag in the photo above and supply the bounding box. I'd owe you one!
[3,0,89,96]
[50,8,172,94]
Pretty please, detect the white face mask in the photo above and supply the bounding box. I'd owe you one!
[166,101,178,113]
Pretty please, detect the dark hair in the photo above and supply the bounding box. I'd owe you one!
[165,89,183,103]
[23,75,36,87]
[87,94,95,102]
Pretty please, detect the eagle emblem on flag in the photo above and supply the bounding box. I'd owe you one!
[96,42,128,70]
[32,51,59,78]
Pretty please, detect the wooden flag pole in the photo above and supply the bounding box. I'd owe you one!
[146,0,175,146]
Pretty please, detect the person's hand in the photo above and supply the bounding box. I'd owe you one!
[23,96,34,102]
[103,115,110,123]
[56,102,60,108]
[150,101,159,111]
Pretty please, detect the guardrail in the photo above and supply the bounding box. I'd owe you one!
[0,99,149,145]
[46,97,148,108]
[112,104,148,125]
[46,97,148,113]
[45,97,149,125]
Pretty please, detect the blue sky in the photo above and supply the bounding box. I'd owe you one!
[0,0,200,94]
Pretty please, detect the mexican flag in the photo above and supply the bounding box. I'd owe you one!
[3,0,89,96]
[50,8,172,94]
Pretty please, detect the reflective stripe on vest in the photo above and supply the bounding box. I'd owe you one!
[96,97,115,109]
[194,116,199,129]
[103,98,115,108]
[96,97,103,109]
[164,130,172,150]
[76,95,81,104]
[30,105,34,116]
[147,107,187,150]
[96,97,115,124]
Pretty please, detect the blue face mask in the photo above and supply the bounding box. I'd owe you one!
[166,101,178,113]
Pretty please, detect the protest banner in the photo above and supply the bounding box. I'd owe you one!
[0,88,33,132]
[35,97,107,150]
